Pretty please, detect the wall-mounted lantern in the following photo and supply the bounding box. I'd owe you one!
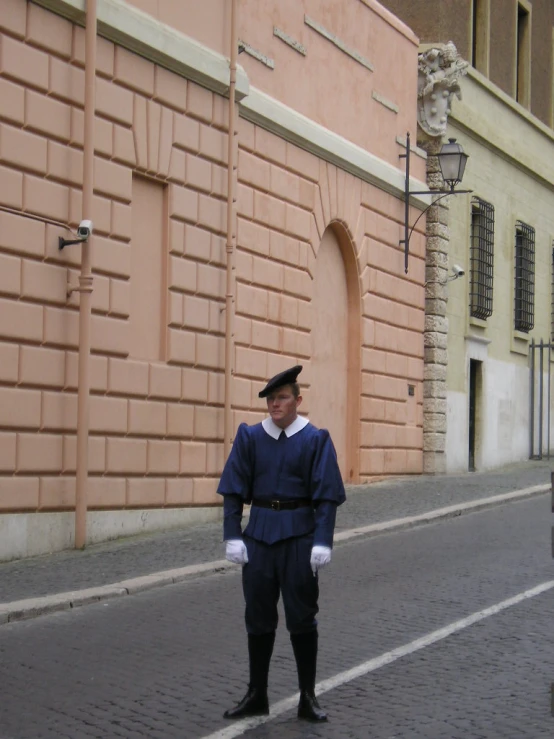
[399,132,471,274]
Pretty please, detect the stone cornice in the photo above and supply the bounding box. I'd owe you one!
[240,88,430,206]
[450,66,554,189]
[464,66,554,142]
[357,0,419,45]
[31,0,250,100]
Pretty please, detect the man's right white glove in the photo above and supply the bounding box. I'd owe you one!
[310,545,331,574]
[225,539,249,565]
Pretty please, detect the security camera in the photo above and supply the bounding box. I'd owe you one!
[77,220,93,239]
[58,220,94,250]
[438,263,466,284]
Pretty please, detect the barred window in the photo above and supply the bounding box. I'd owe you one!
[514,220,535,332]
[469,197,494,319]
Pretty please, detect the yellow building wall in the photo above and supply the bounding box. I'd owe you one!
[445,67,554,470]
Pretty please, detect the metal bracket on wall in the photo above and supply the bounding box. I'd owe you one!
[66,271,93,298]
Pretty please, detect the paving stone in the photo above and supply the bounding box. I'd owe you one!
[0,492,553,737]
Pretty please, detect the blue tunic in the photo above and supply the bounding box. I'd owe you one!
[217,420,346,548]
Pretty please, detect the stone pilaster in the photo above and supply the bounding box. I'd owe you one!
[415,41,468,475]
[419,137,449,474]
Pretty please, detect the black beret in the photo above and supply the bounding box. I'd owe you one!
[258,365,303,398]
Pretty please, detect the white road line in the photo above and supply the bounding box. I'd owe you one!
[199,578,554,739]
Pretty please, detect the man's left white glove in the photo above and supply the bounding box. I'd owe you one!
[225,539,249,565]
[310,545,331,574]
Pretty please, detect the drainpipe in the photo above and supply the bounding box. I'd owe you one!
[224,0,238,459]
[74,0,97,549]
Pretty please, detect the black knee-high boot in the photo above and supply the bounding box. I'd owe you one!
[223,632,275,719]
[290,630,327,722]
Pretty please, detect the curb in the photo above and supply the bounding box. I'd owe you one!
[0,560,236,626]
[333,483,550,543]
[0,483,549,626]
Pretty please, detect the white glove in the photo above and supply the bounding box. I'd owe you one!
[310,545,331,575]
[225,539,248,565]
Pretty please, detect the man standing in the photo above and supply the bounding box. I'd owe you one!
[217,365,346,722]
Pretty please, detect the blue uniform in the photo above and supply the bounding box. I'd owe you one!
[217,417,346,634]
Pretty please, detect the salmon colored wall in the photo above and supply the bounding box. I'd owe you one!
[124,0,230,57]
[232,120,425,480]
[310,228,349,478]
[124,0,422,171]
[130,176,166,361]
[238,0,419,164]
[0,0,424,515]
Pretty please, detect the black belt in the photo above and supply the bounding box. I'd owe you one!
[251,498,311,511]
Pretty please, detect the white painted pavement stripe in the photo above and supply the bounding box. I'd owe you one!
[199,578,554,739]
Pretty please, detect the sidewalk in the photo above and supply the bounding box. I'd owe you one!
[1,459,553,624]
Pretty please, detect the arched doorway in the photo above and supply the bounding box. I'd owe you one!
[310,223,361,482]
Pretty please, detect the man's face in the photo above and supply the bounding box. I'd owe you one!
[266,385,302,429]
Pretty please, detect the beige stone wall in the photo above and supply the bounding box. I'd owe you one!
[379,0,554,129]
[445,69,554,470]
[0,0,426,526]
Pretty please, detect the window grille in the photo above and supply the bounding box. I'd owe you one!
[469,197,494,319]
[514,220,535,332]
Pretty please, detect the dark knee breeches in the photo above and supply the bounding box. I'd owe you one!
[242,534,319,635]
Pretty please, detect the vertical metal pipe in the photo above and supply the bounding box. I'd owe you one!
[530,339,535,459]
[224,0,238,459]
[539,339,544,459]
[546,339,552,459]
[75,0,97,549]
[403,132,410,274]
[551,471,554,559]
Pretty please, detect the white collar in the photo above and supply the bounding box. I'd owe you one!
[262,415,309,439]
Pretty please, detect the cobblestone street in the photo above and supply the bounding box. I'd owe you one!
[1,486,553,738]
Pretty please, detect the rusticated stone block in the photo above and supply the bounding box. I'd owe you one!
[425,298,448,316]
[423,397,447,415]
[426,257,449,279]
[427,222,449,239]
[426,235,450,253]
[423,380,447,399]
[425,314,448,333]
[426,281,448,300]
[423,431,446,452]
[424,157,441,175]
[424,331,448,350]
[424,347,448,365]
[423,450,446,474]
[424,363,447,382]
[426,172,444,189]
[424,412,447,433]
[426,203,450,225]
